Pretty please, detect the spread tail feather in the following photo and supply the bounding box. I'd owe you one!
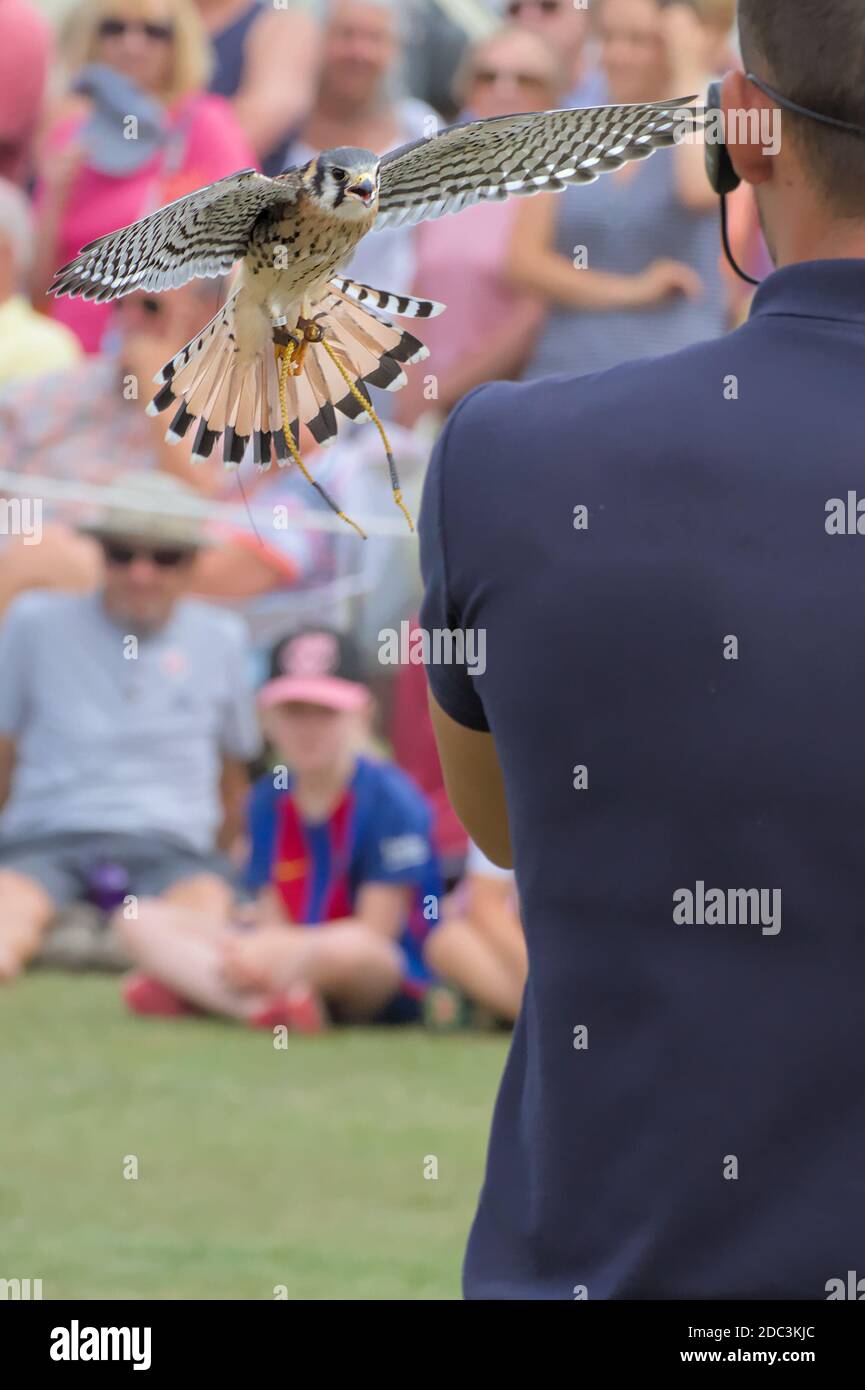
[331,276,445,320]
[147,279,446,467]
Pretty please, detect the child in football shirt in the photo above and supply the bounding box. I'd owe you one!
[121,628,441,1029]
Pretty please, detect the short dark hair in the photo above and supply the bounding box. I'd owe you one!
[739,0,865,215]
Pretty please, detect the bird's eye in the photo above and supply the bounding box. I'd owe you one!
[331,168,348,183]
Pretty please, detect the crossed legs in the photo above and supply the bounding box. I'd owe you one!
[117,900,403,1023]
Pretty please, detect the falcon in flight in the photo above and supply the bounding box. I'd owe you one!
[51,97,699,530]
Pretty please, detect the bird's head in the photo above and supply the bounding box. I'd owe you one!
[301,148,381,220]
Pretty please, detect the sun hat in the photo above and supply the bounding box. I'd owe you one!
[80,471,208,551]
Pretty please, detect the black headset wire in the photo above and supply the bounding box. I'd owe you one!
[719,192,759,287]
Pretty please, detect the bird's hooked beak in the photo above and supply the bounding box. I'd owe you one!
[347,176,377,207]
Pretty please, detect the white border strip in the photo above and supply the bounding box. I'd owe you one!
[0,472,417,539]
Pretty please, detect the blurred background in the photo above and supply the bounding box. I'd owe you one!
[0,0,766,1299]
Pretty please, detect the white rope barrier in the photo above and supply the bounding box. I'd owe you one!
[0,471,419,539]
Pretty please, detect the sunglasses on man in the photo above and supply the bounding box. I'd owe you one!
[506,0,564,17]
[97,16,174,42]
[101,541,193,568]
[472,67,552,90]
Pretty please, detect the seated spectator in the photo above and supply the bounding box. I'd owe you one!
[264,0,438,317]
[0,279,316,613]
[424,840,526,1028]
[32,0,255,353]
[508,0,725,382]
[0,471,261,982]
[119,626,442,1030]
[397,22,563,428]
[0,179,81,385]
[195,0,321,165]
[0,0,52,186]
[498,0,606,107]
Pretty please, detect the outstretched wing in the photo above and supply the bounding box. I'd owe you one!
[50,168,300,303]
[375,98,701,231]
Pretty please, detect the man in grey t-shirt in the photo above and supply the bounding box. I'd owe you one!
[0,474,261,981]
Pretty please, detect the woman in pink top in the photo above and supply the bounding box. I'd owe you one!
[397,24,566,429]
[32,0,255,353]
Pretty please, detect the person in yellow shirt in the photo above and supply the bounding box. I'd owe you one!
[0,179,80,385]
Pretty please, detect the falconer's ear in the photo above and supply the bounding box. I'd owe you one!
[722,71,775,189]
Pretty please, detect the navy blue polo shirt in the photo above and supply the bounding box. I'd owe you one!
[419,260,865,1300]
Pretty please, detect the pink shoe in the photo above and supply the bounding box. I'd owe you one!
[249,984,328,1035]
[123,973,201,1018]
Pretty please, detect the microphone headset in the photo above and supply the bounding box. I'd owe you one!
[703,75,865,286]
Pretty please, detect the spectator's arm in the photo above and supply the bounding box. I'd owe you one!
[351,881,412,942]
[254,889,408,945]
[0,523,100,618]
[506,193,703,310]
[505,194,645,310]
[218,756,251,853]
[428,695,512,868]
[0,734,15,813]
[229,7,320,159]
[190,539,294,600]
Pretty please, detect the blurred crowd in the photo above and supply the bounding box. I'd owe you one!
[0,0,766,1032]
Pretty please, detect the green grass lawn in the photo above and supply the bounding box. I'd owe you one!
[0,973,508,1300]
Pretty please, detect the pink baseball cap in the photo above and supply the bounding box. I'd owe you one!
[258,628,370,713]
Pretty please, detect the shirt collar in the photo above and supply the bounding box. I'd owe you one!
[749,258,865,325]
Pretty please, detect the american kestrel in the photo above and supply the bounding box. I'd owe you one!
[50,98,699,531]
